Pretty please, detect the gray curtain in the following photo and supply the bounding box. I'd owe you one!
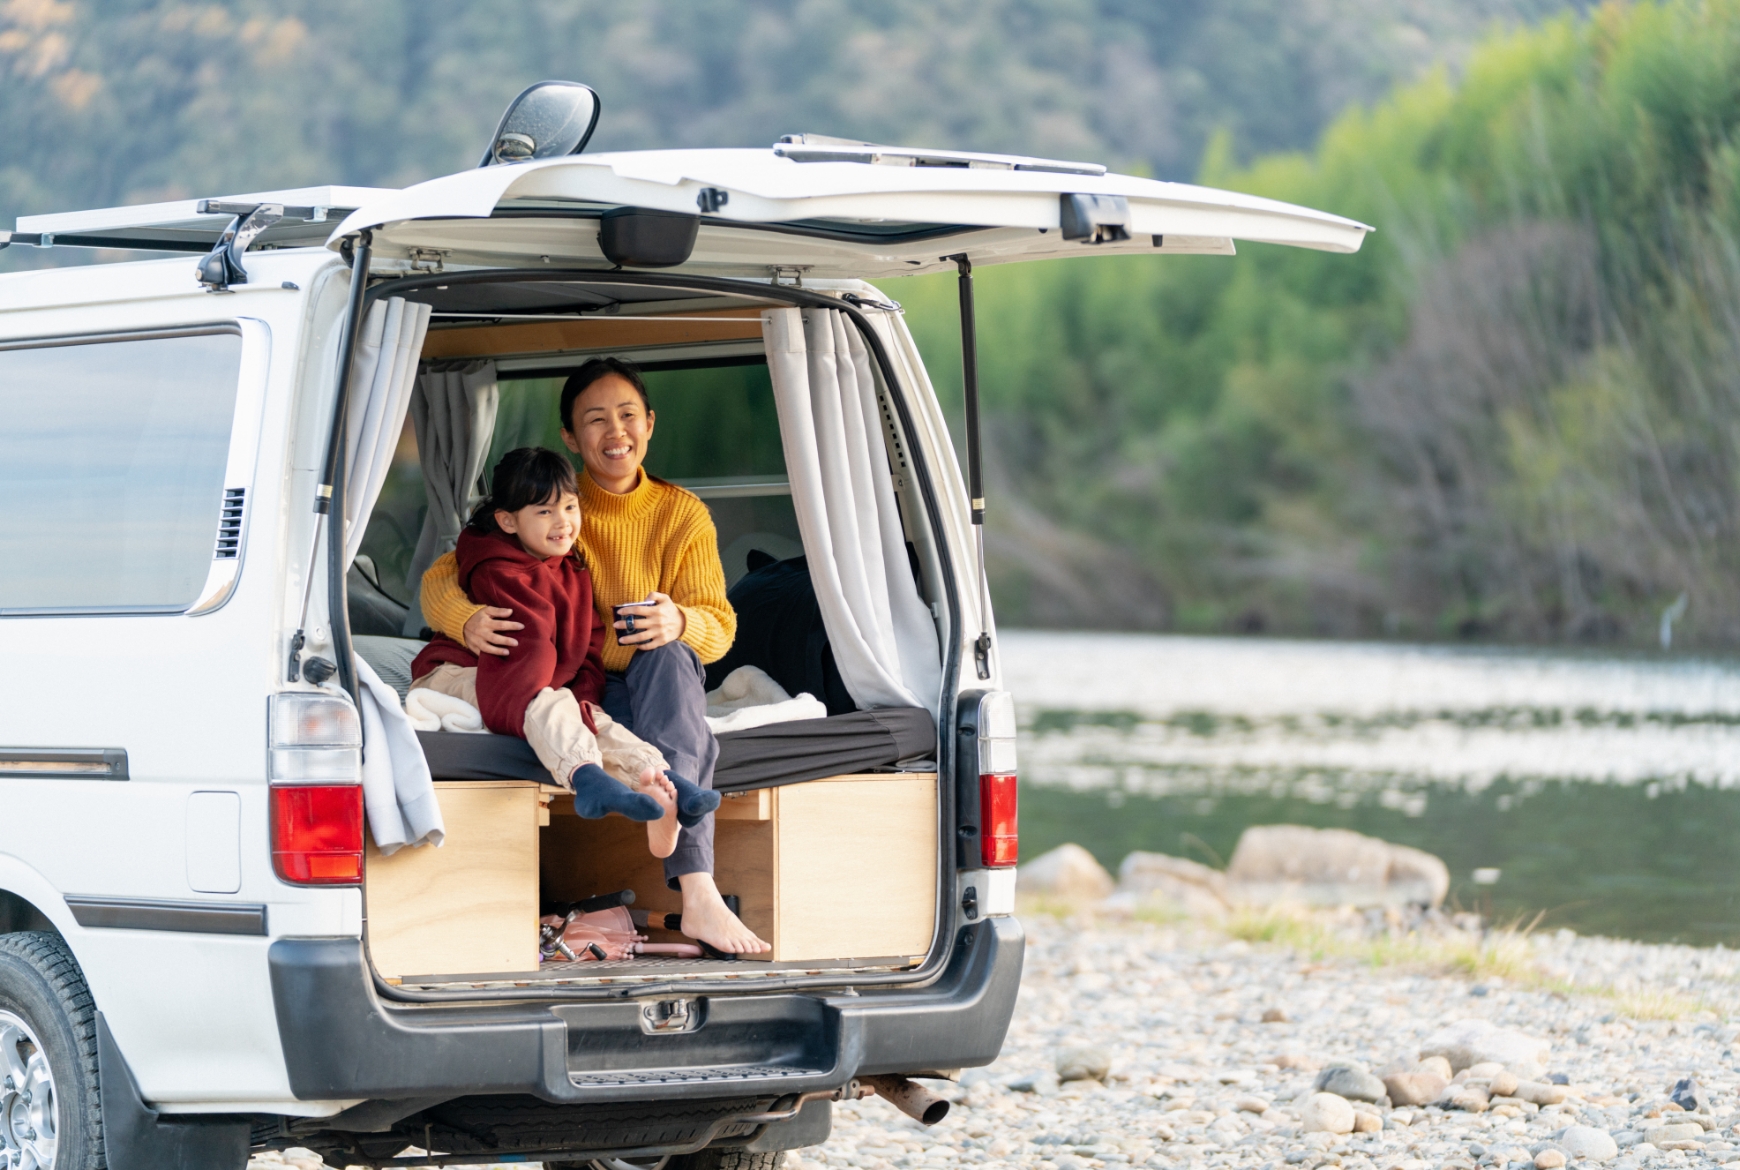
[403,360,499,633]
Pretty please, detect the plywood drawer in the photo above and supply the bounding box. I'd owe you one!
[365,780,542,979]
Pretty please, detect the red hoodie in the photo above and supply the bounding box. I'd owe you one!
[409,528,606,738]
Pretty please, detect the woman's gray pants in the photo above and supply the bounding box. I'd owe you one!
[601,641,719,888]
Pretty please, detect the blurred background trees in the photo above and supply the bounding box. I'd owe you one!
[15,0,1740,648]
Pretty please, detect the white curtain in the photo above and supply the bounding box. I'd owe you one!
[341,297,444,854]
[762,307,941,711]
[403,360,499,630]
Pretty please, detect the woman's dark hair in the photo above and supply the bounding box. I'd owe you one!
[467,447,579,533]
[560,356,649,432]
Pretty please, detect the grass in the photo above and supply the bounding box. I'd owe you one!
[1024,895,1714,1021]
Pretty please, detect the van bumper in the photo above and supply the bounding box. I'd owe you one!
[267,917,1023,1103]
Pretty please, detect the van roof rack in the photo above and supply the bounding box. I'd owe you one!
[2,185,392,254]
[773,134,1106,176]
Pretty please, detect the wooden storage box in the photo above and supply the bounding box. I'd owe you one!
[364,780,546,979]
[542,773,938,964]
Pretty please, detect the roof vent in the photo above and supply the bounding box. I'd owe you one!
[774,134,1106,177]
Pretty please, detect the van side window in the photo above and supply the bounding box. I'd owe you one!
[0,327,244,614]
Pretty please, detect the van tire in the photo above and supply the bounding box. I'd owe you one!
[0,931,103,1170]
[668,1149,788,1170]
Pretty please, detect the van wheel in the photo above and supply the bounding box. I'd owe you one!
[0,932,102,1170]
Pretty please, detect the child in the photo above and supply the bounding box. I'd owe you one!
[409,447,720,857]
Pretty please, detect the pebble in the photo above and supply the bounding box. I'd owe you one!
[1559,1124,1621,1161]
[1672,1076,1711,1114]
[1299,1091,1356,1134]
[1384,1070,1448,1105]
[1055,1045,1112,1083]
[1536,1151,1567,1169]
[1315,1064,1387,1102]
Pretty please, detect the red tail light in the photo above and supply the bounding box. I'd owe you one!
[980,773,1019,867]
[271,785,364,885]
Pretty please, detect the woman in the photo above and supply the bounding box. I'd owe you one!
[421,357,768,955]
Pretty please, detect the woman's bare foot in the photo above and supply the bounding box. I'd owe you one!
[676,871,770,954]
[640,769,680,859]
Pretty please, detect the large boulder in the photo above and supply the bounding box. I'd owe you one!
[1418,1019,1550,1074]
[1018,844,1115,900]
[1225,825,1450,908]
[1117,851,1230,915]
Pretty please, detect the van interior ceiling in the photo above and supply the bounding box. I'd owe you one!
[341,274,954,993]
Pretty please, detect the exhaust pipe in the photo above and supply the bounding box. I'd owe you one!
[862,1075,951,1126]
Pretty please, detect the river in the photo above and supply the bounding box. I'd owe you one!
[999,630,1740,944]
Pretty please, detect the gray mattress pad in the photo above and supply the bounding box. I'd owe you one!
[415,707,938,791]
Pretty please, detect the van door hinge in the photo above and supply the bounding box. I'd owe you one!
[407,248,447,274]
[769,265,810,286]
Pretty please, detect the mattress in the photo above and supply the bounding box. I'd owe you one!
[415,707,937,791]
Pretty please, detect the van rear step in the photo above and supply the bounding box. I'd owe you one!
[569,1064,824,1088]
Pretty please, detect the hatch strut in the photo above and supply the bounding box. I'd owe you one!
[945,254,993,680]
[288,229,372,688]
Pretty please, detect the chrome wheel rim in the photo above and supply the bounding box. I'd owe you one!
[591,1157,670,1170]
[0,1011,56,1170]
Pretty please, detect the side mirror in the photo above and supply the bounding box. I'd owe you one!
[479,81,601,167]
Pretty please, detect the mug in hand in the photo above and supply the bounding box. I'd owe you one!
[614,599,653,637]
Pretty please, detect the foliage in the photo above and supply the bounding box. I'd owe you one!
[887,0,1740,646]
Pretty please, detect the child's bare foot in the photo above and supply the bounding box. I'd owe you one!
[676,871,770,955]
[641,769,680,859]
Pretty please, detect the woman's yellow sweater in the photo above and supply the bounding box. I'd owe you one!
[421,468,736,673]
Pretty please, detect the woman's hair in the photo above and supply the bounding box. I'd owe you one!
[560,356,649,432]
[467,447,579,533]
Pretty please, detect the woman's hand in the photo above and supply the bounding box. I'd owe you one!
[616,592,687,650]
[462,605,524,657]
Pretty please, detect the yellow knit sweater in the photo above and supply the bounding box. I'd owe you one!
[421,468,736,672]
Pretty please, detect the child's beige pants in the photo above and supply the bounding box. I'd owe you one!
[410,664,667,790]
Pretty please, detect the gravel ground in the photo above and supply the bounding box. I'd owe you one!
[253,909,1740,1170]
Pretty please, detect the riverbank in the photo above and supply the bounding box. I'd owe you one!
[800,906,1740,1170]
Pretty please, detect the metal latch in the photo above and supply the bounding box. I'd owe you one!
[408,247,447,274]
[639,998,703,1035]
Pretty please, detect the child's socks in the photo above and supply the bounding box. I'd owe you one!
[665,773,721,828]
[570,763,663,821]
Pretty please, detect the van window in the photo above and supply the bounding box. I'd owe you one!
[0,328,244,614]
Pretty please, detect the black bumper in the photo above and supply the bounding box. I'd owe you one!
[267,917,1023,1103]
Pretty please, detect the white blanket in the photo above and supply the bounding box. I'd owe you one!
[355,658,445,855]
[704,666,827,733]
[405,687,488,733]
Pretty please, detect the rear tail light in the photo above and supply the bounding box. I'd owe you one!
[271,785,364,884]
[269,693,364,885]
[977,691,1019,868]
[980,772,1019,867]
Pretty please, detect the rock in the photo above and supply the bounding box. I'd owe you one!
[1352,1110,1382,1133]
[1116,851,1231,914]
[1005,1070,1059,1095]
[1489,1071,1520,1097]
[1449,1086,1491,1113]
[1535,1152,1567,1169]
[1467,1062,1506,1079]
[1642,1123,1703,1146]
[1384,1071,1450,1106]
[1418,1055,1454,1079]
[1224,824,1451,908]
[1055,1045,1112,1083]
[1262,1007,1289,1023]
[1299,1092,1355,1135]
[1315,1064,1387,1103]
[1237,1095,1270,1114]
[1514,1081,1569,1106]
[1019,844,1115,900]
[1420,1019,1551,1073]
[1558,1126,1620,1162]
[1671,1077,1710,1115]
[1274,1053,1321,1071]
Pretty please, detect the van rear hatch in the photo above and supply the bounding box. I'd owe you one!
[324,144,1369,277]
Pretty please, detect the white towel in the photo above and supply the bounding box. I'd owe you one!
[405,687,488,734]
[704,665,828,732]
[355,658,445,855]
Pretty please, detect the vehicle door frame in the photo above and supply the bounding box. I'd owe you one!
[326,264,968,1004]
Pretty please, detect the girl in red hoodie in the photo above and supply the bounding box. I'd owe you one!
[410,448,720,857]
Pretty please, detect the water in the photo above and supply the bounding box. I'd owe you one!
[1001,630,1740,944]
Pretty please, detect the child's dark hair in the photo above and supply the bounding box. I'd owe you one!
[560,356,648,432]
[468,447,579,533]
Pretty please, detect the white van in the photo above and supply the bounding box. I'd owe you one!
[0,85,1367,1170]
